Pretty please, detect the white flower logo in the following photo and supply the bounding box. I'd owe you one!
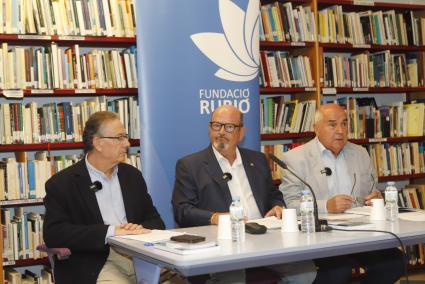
[191,0,259,82]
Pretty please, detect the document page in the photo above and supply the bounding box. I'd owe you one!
[249,216,282,229]
[345,206,372,216]
[398,211,425,221]
[113,230,184,243]
[322,213,364,222]
[155,242,220,255]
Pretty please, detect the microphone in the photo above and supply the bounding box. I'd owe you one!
[222,172,232,182]
[267,153,329,232]
[89,181,103,192]
[320,167,332,176]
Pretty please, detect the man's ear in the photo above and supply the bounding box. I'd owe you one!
[238,126,245,142]
[92,136,103,152]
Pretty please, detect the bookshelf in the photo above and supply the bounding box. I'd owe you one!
[260,0,425,181]
[260,0,425,275]
[0,1,138,282]
[0,139,140,152]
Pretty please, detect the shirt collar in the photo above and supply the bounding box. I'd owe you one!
[85,154,118,181]
[316,137,346,158]
[212,145,242,167]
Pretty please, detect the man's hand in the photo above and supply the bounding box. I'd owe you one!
[265,206,283,219]
[326,194,354,213]
[115,223,151,236]
[210,212,229,225]
[364,191,383,206]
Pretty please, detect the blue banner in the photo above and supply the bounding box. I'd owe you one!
[137,0,260,228]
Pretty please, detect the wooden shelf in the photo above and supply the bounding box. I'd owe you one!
[0,199,44,207]
[0,139,140,152]
[262,132,425,143]
[260,41,315,50]
[261,0,310,5]
[0,88,138,97]
[273,172,425,185]
[321,86,425,95]
[261,132,315,140]
[260,87,317,94]
[320,42,425,52]
[350,136,425,144]
[3,257,49,268]
[0,34,136,47]
[407,263,425,272]
[378,173,425,182]
[318,0,425,10]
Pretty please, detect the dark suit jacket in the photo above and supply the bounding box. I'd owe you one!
[172,146,284,227]
[43,159,165,284]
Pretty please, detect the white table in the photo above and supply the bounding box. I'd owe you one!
[108,218,425,284]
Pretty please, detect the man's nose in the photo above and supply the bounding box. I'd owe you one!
[219,125,226,134]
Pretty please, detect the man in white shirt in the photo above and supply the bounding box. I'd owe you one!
[280,104,403,284]
[172,105,317,283]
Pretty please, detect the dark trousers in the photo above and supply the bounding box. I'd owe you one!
[313,248,404,284]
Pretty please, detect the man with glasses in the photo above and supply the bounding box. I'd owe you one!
[172,105,317,283]
[44,111,165,284]
[280,104,403,284]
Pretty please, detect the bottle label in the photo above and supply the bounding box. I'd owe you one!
[300,201,314,212]
[385,190,398,202]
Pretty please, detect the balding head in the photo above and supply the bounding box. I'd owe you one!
[314,104,348,156]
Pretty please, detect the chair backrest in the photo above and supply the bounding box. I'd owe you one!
[36,244,72,281]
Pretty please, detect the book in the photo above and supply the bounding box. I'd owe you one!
[155,241,219,255]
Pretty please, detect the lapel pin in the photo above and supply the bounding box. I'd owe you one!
[250,162,254,167]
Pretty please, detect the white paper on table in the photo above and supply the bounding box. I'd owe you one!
[323,213,364,222]
[398,211,425,222]
[113,230,184,243]
[345,206,372,216]
[329,221,375,230]
[249,216,282,229]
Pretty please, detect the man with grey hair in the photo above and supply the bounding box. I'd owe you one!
[280,103,403,283]
[44,111,165,284]
[173,105,317,283]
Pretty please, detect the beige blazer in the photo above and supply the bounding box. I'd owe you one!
[279,138,377,213]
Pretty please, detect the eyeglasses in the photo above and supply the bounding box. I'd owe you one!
[209,122,243,133]
[99,134,129,142]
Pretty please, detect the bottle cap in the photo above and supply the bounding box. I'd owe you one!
[387,181,395,186]
[232,196,240,202]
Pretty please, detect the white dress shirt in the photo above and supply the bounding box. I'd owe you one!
[317,140,353,203]
[212,146,262,220]
[85,155,127,242]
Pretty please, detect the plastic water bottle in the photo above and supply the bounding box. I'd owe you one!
[229,196,245,242]
[300,190,315,233]
[385,181,398,221]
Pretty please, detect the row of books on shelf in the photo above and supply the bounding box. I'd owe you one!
[1,208,45,262]
[0,96,139,145]
[323,51,425,88]
[260,51,314,88]
[399,183,425,209]
[398,182,425,267]
[405,243,425,267]
[367,142,424,177]
[318,6,425,46]
[0,43,137,90]
[262,141,425,180]
[262,143,303,180]
[260,2,316,42]
[260,98,316,134]
[0,152,141,201]
[344,98,425,138]
[0,0,135,37]
[5,267,53,284]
